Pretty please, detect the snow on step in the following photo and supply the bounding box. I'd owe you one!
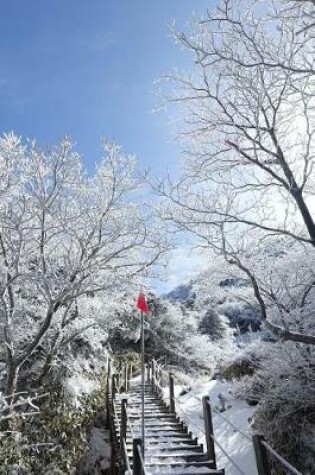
[114,382,224,474]
[145,468,218,475]
[142,461,220,474]
[142,449,204,456]
[144,454,209,463]
[126,439,199,447]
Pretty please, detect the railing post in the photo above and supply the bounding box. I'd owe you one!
[169,373,175,413]
[120,398,128,450]
[124,364,129,392]
[133,437,143,475]
[107,358,112,388]
[252,434,271,475]
[117,359,122,388]
[105,359,112,429]
[156,366,161,397]
[202,395,216,469]
[146,364,150,383]
[152,360,156,394]
[111,374,117,402]
[105,351,109,372]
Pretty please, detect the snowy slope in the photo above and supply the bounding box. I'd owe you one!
[164,378,258,475]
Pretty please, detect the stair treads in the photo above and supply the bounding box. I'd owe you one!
[113,383,223,475]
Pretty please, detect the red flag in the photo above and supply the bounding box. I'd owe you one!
[136,288,150,314]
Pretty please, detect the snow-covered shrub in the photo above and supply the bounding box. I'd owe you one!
[0,369,108,475]
[105,291,237,374]
[221,356,258,381]
[218,301,261,334]
[236,342,315,473]
[198,308,227,340]
[191,262,262,337]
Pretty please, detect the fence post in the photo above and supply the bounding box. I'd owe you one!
[111,374,117,402]
[105,352,109,372]
[107,358,112,388]
[169,373,175,413]
[152,360,156,393]
[124,364,129,392]
[133,438,143,475]
[120,398,128,450]
[156,366,161,397]
[117,359,122,388]
[202,395,216,469]
[252,434,271,475]
[146,364,150,383]
[105,359,112,429]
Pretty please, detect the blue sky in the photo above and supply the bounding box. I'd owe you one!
[0,0,211,175]
[0,0,214,291]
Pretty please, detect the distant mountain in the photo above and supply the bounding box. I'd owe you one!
[165,282,195,302]
[219,277,248,287]
[166,275,263,337]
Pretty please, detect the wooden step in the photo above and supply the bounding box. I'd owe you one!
[114,421,184,430]
[125,438,199,447]
[116,410,171,416]
[122,414,174,420]
[125,432,192,439]
[125,427,187,435]
[128,452,211,464]
[145,468,223,475]
[132,460,216,469]
[123,421,184,430]
[113,383,224,475]
[141,446,204,454]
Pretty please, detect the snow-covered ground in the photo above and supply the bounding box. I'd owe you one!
[163,378,258,475]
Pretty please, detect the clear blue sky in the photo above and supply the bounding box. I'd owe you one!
[0,0,214,292]
[0,0,211,174]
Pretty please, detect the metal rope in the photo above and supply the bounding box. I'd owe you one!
[174,396,249,475]
[175,398,206,437]
[172,374,252,444]
[211,404,252,442]
[149,361,302,475]
[209,433,248,475]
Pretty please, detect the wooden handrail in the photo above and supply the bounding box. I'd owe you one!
[108,355,302,475]
[133,437,145,475]
[253,434,302,475]
[122,438,132,474]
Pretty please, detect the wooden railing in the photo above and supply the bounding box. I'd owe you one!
[105,353,302,475]
[105,352,146,474]
[149,359,302,475]
[150,359,218,470]
[253,434,302,475]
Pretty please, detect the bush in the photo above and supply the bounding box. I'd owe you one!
[236,342,315,474]
[0,374,108,474]
[221,356,257,380]
[198,309,226,340]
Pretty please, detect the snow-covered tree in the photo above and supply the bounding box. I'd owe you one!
[154,0,315,345]
[0,134,169,400]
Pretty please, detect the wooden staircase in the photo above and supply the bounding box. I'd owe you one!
[113,381,225,475]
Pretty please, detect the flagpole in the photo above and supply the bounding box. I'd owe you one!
[141,310,145,457]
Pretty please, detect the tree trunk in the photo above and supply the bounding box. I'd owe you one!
[4,359,19,404]
[292,189,315,245]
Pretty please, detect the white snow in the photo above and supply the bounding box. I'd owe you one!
[163,378,258,475]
